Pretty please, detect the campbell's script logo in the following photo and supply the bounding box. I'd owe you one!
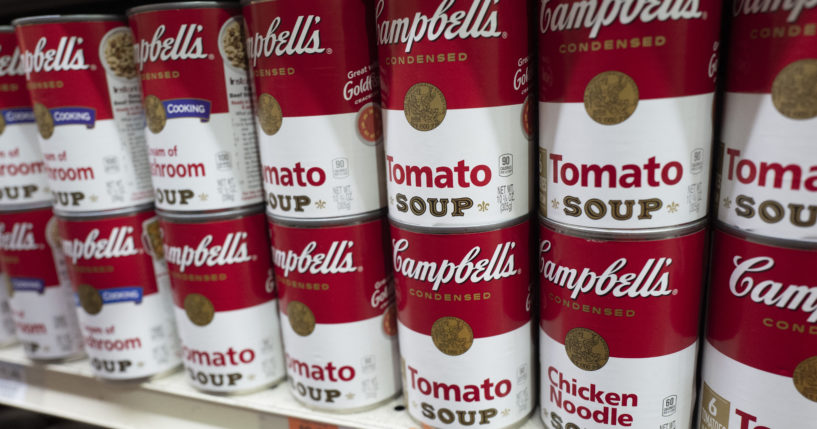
[165,232,253,273]
[137,24,208,70]
[0,45,24,77]
[247,16,325,67]
[0,222,41,251]
[729,255,817,323]
[376,0,502,53]
[61,227,140,264]
[733,0,817,21]
[21,36,89,76]
[539,0,704,39]
[272,240,357,277]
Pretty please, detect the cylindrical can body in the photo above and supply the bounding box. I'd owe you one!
[714,6,817,242]
[244,0,386,221]
[13,16,153,213]
[160,208,285,393]
[392,219,534,428]
[269,215,400,411]
[377,0,532,229]
[0,269,17,347]
[0,206,83,360]
[537,0,722,229]
[128,4,264,213]
[56,207,181,380]
[0,28,51,208]
[699,227,817,428]
[538,219,707,429]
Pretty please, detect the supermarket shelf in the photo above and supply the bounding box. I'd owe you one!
[0,345,545,429]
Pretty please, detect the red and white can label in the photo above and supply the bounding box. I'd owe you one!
[0,271,16,346]
[376,0,532,229]
[161,212,285,392]
[538,0,721,229]
[129,6,263,212]
[392,220,533,427]
[14,20,153,212]
[699,229,817,428]
[0,30,51,207]
[244,0,385,220]
[538,223,707,429]
[270,218,400,410]
[0,207,83,359]
[57,211,181,380]
[715,6,817,242]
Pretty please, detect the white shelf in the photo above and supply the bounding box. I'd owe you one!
[0,345,545,429]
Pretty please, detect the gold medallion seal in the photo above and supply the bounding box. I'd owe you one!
[404,82,446,131]
[5,276,13,298]
[143,219,164,260]
[184,293,215,326]
[357,103,382,144]
[33,103,54,139]
[144,95,166,134]
[772,59,817,119]
[584,71,639,125]
[287,300,315,336]
[0,114,5,135]
[793,355,817,402]
[78,284,103,315]
[383,305,397,336]
[431,316,473,356]
[564,327,609,371]
[257,93,282,136]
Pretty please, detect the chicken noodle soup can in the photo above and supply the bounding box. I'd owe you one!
[0,205,83,360]
[269,214,400,411]
[538,218,707,429]
[0,28,51,209]
[392,218,534,428]
[13,16,153,213]
[128,3,263,213]
[0,270,17,347]
[56,206,181,380]
[538,0,722,229]
[244,0,386,221]
[159,206,285,393]
[376,0,533,229]
[699,226,817,429]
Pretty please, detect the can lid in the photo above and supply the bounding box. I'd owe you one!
[13,14,125,26]
[53,202,155,220]
[127,1,240,16]
[239,0,275,6]
[390,214,531,235]
[268,208,386,228]
[0,201,53,215]
[714,221,817,250]
[0,26,14,33]
[539,216,708,241]
[157,203,264,223]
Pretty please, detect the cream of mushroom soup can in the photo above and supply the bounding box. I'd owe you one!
[13,15,153,213]
[244,0,386,220]
[128,2,264,213]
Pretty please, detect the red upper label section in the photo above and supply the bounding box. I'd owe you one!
[270,218,391,324]
[161,212,276,311]
[0,207,60,288]
[726,1,817,92]
[539,224,707,358]
[244,0,379,117]
[129,6,241,114]
[392,220,531,338]
[0,31,32,109]
[706,229,817,377]
[376,0,530,109]
[538,0,722,102]
[57,211,161,295]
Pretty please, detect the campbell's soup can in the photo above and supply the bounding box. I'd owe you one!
[128,3,264,213]
[56,206,181,380]
[699,226,817,428]
[13,16,153,213]
[244,0,386,221]
[269,214,400,411]
[0,28,51,209]
[0,269,17,347]
[538,218,707,429]
[392,218,534,428]
[714,5,817,242]
[377,0,532,229]
[0,205,83,360]
[537,0,722,229]
[159,206,285,393]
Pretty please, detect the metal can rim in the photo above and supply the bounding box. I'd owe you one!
[0,202,53,215]
[239,0,278,6]
[157,203,264,223]
[0,26,13,33]
[269,209,386,228]
[540,216,708,241]
[714,221,817,251]
[390,214,531,235]
[13,14,125,26]
[127,1,240,16]
[54,203,155,220]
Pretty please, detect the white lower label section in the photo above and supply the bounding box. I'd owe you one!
[0,273,16,346]
[384,104,531,228]
[540,330,696,429]
[261,112,385,219]
[8,281,83,360]
[400,321,534,428]
[539,94,712,229]
[175,299,285,393]
[699,341,817,429]
[0,122,51,206]
[717,92,817,242]
[281,314,400,410]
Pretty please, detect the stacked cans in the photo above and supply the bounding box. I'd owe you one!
[699,4,817,427]
[127,1,285,393]
[537,0,722,427]
[243,0,400,411]
[377,0,535,426]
